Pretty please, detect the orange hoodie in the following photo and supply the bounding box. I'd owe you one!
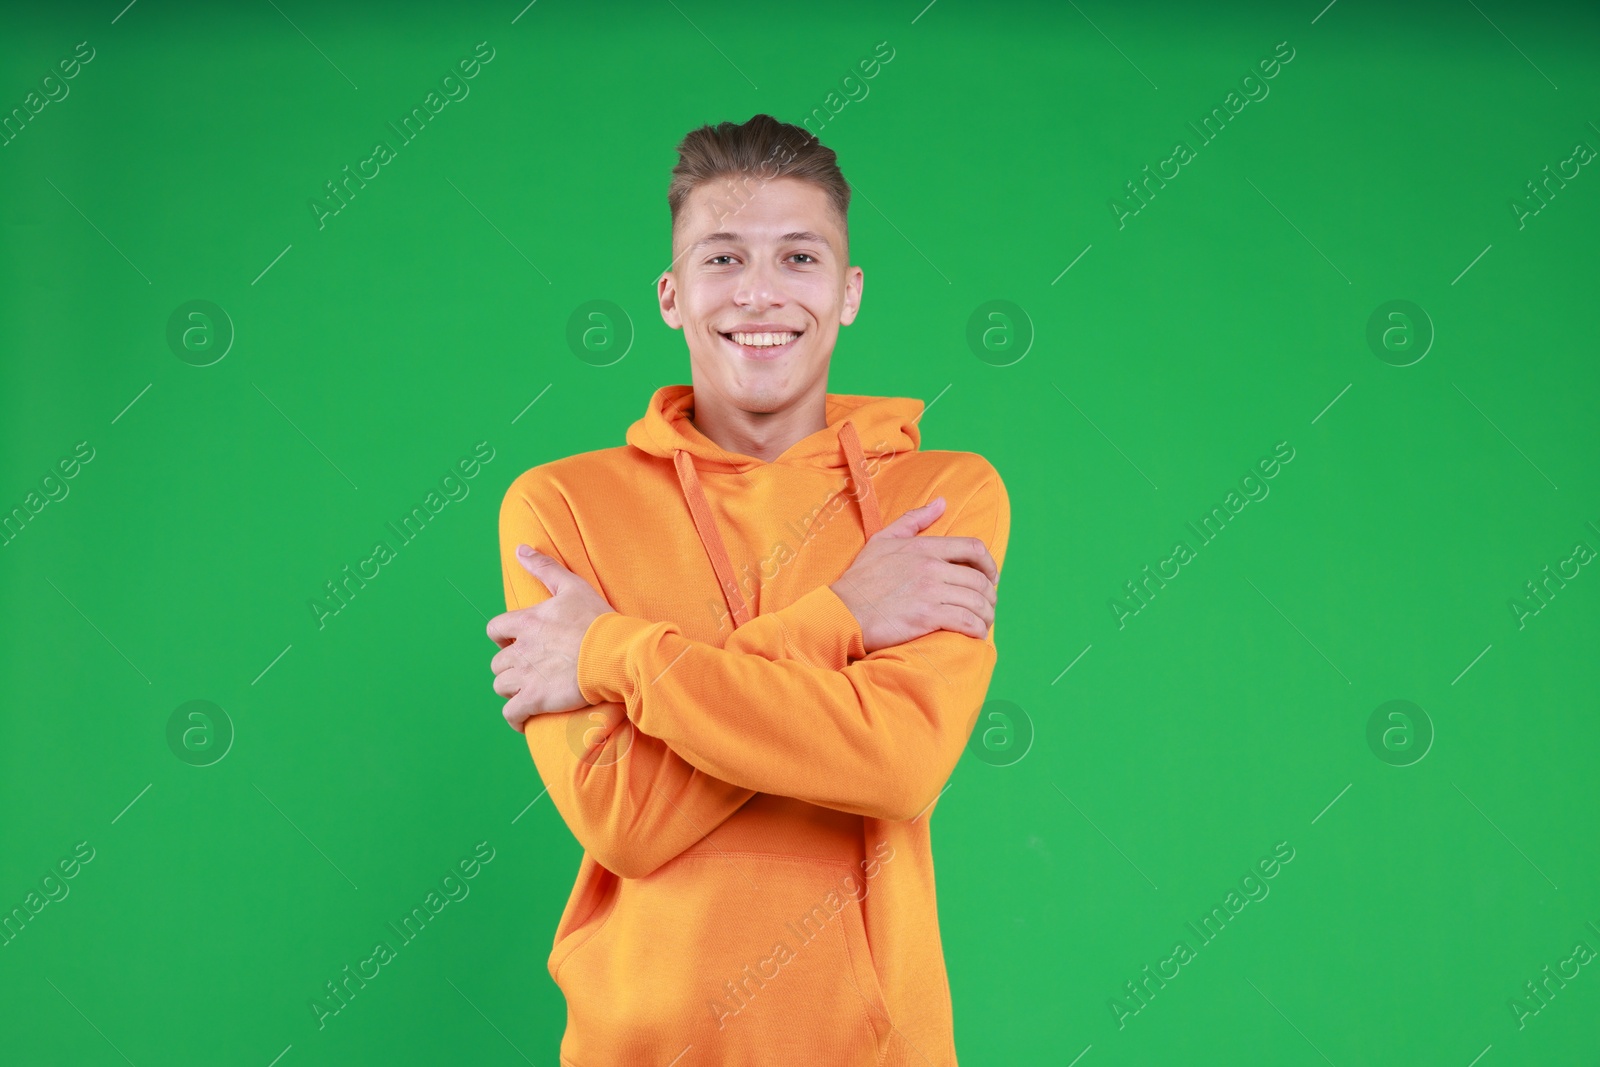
[496,383,1010,1066]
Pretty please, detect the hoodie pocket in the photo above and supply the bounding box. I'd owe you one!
[553,852,891,1065]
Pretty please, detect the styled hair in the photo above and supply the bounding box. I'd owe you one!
[667,113,850,245]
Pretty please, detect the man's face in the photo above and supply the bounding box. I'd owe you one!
[658,176,863,415]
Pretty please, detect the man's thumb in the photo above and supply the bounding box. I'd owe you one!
[517,545,563,589]
[877,496,946,539]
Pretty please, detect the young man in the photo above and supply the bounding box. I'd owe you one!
[488,114,1009,1066]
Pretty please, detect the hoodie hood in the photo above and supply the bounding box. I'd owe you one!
[626,384,923,629]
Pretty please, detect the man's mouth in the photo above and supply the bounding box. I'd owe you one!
[719,329,802,360]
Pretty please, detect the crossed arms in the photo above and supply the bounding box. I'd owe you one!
[495,471,1010,878]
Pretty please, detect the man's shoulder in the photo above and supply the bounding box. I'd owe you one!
[499,446,637,509]
[890,450,1008,537]
[889,448,1004,492]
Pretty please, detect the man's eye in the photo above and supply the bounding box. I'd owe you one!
[707,255,735,265]
[790,253,816,263]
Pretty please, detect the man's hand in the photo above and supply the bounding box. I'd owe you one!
[487,546,615,732]
[829,496,1000,655]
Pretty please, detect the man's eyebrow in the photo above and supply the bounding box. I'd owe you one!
[689,230,833,252]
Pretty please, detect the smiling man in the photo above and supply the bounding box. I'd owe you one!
[489,113,1010,1065]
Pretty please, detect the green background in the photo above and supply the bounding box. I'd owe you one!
[3,0,1597,1062]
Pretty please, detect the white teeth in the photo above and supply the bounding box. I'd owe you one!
[728,331,798,347]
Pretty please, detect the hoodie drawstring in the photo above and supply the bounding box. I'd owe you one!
[838,420,883,540]
[673,420,882,631]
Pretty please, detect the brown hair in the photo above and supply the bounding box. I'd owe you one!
[667,113,850,245]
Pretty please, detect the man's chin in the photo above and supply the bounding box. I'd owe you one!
[730,386,793,414]
[690,351,826,409]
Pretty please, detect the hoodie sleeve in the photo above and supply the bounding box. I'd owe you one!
[574,471,1010,822]
[498,481,866,878]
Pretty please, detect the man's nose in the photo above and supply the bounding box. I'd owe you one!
[734,258,784,308]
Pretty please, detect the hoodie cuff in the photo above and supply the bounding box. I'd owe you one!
[576,587,867,707]
[576,611,664,705]
[765,583,868,664]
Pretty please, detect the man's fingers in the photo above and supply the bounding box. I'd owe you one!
[911,534,998,585]
[875,496,946,540]
[932,603,988,639]
[486,611,528,645]
[488,604,541,647]
[936,583,994,630]
[490,643,524,675]
[492,671,521,699]
[934,561,998,608]
[502,691,532,732]
[934,603,989,640]
[940,535,997,585]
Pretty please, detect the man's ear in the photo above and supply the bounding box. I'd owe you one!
[658,271,683,329]
[838,265,864,326]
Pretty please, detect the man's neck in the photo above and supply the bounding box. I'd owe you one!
[689,390,829,463]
